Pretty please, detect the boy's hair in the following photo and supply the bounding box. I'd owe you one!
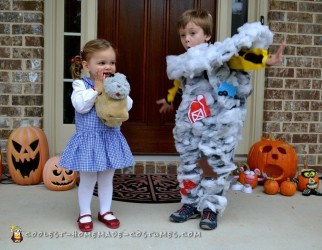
[70,39,116,79]
[177,9,213,38]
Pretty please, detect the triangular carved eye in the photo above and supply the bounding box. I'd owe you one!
[30,140,39,151]
[262,145,272,153]
[12,140,22,152]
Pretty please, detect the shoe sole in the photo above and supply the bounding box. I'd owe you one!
[200,222,217,230]
[169,213,201,223]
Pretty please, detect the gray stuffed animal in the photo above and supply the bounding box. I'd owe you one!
[95,73,130,127]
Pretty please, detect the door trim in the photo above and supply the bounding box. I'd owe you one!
[217,0,268,156]
[44,0,98,156]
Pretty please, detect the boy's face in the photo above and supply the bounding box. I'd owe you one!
[179,21,211,50]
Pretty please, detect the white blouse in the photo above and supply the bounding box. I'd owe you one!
[71,79,133,114]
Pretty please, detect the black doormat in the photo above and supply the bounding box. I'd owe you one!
[93,174,181,203]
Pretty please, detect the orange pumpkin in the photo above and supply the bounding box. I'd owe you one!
[280,178,297,196]
[43,156,77,191]
[264,178,279,195]
[247,134,297,185]
[7,126,49,185]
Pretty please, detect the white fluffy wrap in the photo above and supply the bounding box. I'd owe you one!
[166,22,273,80]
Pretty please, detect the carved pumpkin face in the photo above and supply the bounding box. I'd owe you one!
[43,156,77,191]
[247,136,297,185]
[297,169,319,192]
[7,127,49,185]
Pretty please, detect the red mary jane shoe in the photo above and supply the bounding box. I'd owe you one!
[98,211,120,229]
[77,214,93,232]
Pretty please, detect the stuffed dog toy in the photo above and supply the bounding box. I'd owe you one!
[95,73,130,127]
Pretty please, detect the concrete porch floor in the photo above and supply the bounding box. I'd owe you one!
[1,182,321,250]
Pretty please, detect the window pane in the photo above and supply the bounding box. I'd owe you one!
[64,0,81,33]
[63,81,75,124]
[231,0,248,35]
[64,36,81,79]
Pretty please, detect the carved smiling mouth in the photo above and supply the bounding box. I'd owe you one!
[12,152,40,177]
[51,180,74,186]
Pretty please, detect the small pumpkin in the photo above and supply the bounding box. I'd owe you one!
[7,126,49,185]
[280,178,297,196]
[43,156,77,191]
[247,132,297,185]
[264,178,279,195]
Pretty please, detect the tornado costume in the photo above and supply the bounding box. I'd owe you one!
[166,22,273,214]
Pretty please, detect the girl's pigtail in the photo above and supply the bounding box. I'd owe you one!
[70,55,82,79]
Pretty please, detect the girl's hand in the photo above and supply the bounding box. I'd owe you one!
[266,40,286,66]
[156,98,173,113]
[93,69,104,94]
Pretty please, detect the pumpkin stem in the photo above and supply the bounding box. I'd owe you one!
[268,131,275,140]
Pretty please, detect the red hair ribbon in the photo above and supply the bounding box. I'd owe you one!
[71,56,81,63]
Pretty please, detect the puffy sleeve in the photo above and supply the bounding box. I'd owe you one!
[71,79,98,114]
[127,96,133,111]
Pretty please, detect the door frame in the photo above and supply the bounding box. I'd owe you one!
[217,0,268,158]
[44,0,268,158]
[44,0,98,156]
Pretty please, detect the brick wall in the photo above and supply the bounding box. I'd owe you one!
[265,0,322,170]
[0,0,321,175]
[0,0,44,173]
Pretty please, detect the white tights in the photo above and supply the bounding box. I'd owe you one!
[78,169,115,223]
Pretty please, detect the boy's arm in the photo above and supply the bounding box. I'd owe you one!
[227,48,269,72]
[266,40,285,66]
[166,79,182,103]
[228,41,285,72]
[156,79,182,113]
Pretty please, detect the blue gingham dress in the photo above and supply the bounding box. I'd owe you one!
[59,78,135,172]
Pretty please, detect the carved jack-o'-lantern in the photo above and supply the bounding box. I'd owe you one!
[43,156,77,191]
[7,126,49,185]
[247,134,297,185]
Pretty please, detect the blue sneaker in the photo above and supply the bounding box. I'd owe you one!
[199,208,218,230]
[169,204,200,223]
